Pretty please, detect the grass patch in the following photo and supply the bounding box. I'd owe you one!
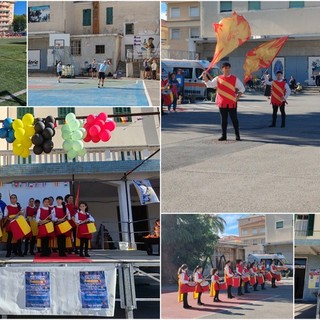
[0,37,26,106]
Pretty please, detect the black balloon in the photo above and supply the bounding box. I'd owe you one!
[45,116,55,124]
[42,128,54,139]
[43,139,53,153]
[35,121,45,133]
[46,122,55,130]
[52,128,56,137]
[34,118,43,124]
[31,133,44,146]
[33,145,43,155]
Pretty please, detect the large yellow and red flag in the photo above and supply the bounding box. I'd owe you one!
[207,11,251,71]
[243,36,288,83]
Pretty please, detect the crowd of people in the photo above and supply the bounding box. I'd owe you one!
[178,259,282,309]
[0,193,96,258]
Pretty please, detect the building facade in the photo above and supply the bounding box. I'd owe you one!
[295,214,320,301]
[264,214,293,263]
[28,1,160,75]
[0,1,14,34]
[238,215,266,257]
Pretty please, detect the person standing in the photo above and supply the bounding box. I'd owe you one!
[264,70,291,128]
[56,61,62,83]
[210,268,222,302]
[270,260,279,288]
[178,264,192,309]
[258,261,266,290]
[151,59,157,80]
[65,194,78,254]
[193,265,205,306]
[289,75,297,94]
[4,194,24,257]
[75,201,95,257]
[236,259,244,296]
[24,197,37,255]
[168,73,179,112]
[224,260,235,299]
[263,73,272,99]
[243,262,250,293]
[203,62,245,141]
[98,60,111,88]
[249,262,259,291]
[91,58,97,78]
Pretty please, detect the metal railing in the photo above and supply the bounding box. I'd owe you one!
[0,145,159,166]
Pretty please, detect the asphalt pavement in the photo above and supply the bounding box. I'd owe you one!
[161,92,320,212]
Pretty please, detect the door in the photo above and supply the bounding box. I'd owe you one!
[295,258,307,299]
[125,44,134,60]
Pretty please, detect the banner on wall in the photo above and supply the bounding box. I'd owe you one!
[308,56,320,86]
[308,269,320,289]
[28,50,40,70]
[0,265,117,316]
[272,57,285,80]
[28,5,50,23]
[133,179,160,205]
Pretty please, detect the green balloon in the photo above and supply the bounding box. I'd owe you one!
[69,119,80,131]
[63,140,73,152]
[77,148,87,157]
[62,131,72,140]
[67,149,77,159]
[79,127,87,139]
[66,113,76,123]
[73,140,84,152]
[71,129,83,141]
[61,124,71,133]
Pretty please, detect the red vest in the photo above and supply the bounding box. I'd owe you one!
[66,203,77,217]
[78,211,89,221]
[26,206,36,217]
[216,75,237,108]
[39,207,51,220]
[212,274,219,281]
[7,205,20,218]
[236,264,243,274]
[54,206,65,219]
[271,80,286,106]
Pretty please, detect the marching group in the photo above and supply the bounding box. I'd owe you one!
[178,259,282,309]
[0,193,96,258]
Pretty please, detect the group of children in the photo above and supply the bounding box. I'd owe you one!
[0,194,95,258]
[178,259,281,309]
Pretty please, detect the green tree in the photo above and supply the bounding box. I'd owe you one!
[161,214,225,284]
[12,14,26,33]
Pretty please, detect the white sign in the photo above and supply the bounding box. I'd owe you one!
[28,50,40,70]
[0,265,117,316]
[133,180,160,205]
[308,56,320,85]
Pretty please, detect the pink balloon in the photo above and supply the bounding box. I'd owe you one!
[89,125,101,137]
[83,134,92,142]
[104,120,116,132]
[97,112,108,122]
[92,135,100,143]
[100,130,111,142]
[86,114,96,125]
[94,119,105,128]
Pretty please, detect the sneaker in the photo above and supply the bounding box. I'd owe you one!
[218,136,227,141]
[98,85,100,88]
[236,136,241,141]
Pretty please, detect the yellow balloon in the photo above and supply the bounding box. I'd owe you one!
[13,144,23,156]
[21,148,30,158]
[25,125,35,137]
[22,137,32,149]
[12,119,24,131]
[14,128,25,140]
[22,113,34,126]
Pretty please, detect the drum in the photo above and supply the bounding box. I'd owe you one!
[187,281,196,287]
[78,222,97,236]
[199,281,210,292]
[250,275,257,285]
[38,221,54,238]
[10,216,31,241]
[55,220,72,235]
[232,276,240,288]
[219,281,227,290]
[29,219,38,236]
[162,90,173,107]
[242,273,250,283]
[275,273,281,281]
[258,274,264,284]
[181,282,196,293]
[265,272,272,281]
[200,281,209,287]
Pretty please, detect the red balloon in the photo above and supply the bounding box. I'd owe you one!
[100,130,111,142]
[83,134,92,142]
[89,124,101,137]
[86,114,96,125]
[105,120,116,132]
[92,135,100,143]
[94,119,105,128]
[97,112,108,122]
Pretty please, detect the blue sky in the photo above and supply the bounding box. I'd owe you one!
[161,2,167,20]
[14,1,26,15]
[218,213,250,236]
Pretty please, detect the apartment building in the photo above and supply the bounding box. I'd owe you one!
[0,1,14,34]
[295,214,320,301]
[238,215,266,256]
[28,1,160,74]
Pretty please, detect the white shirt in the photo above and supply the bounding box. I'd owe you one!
[51,205,71,222]
[179,272,189,284]
[74,211,95,224]
[151,62,157,71]
[36,207,51,223]
[264,75,291,100]
[193,271,202,283]
[205,75,246,94]
[4,204,21,218]
[224,265,234,277]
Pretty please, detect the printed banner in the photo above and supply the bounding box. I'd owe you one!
[0,265,116,316]
[28,50,40,70]
[28,5,50,23]
[308,269,320,289]
[133,180,160,205]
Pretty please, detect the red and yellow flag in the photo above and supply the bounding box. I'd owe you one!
[243,36,288,83]
[207,11,251,71]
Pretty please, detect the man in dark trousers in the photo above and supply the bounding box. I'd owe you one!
[203,62,245,141]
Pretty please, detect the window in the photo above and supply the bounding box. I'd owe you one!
[295,214,310,236]
[170,7,180,18]
[276,221,284,229]
[71,40,81,56]
[190,27,200,39]
[261,238,265,244]
[171,28,180,40]
[248,1,261,10]
[252,228,257,235]
[220,1,232,12]
[113,108,132,123]
[242,229,248,236]
[58,107,75,125]
[260,227,265,233]
[189,6,199,17]
[95,45,105,54]
[17,107,34,119]
[106,7,113,25]
[125,23,134,35]
[252,239,257,245]
[83,9,91,26]
[289,1,304,8]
